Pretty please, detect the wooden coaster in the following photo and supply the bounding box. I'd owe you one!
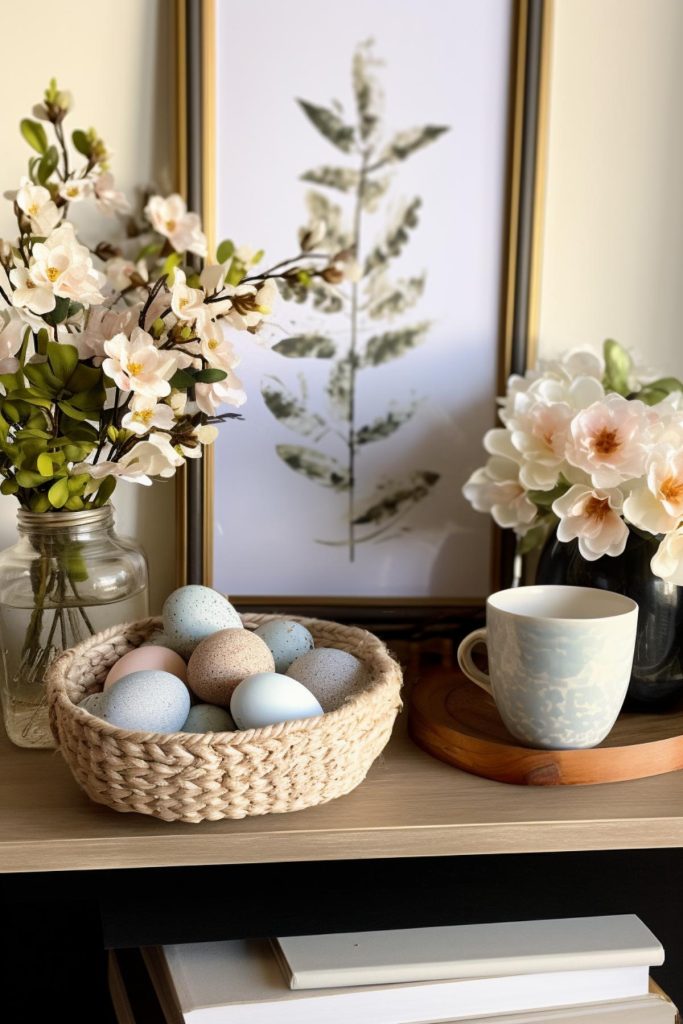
[409,669,683,786]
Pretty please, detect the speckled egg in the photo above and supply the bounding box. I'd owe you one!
[287,648,369,712]
[162,585,242,658]
[230,672,323,730]
[78,692,104,716]
[181,703,236,733]
[100,670,190,733]
[187,628,275,705]
[254,619,315,673]
[104,645,187,691]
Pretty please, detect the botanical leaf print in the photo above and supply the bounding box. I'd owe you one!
[301,166,360,193]
[380,124,450,163]
[261,376,329,440]
[272,335,336,359]
[363,322,431,367]
[356,401,418,445]
[363,197,421,275]
[276,444,350,490]
[353,471,441,525]
[297,100,355,153]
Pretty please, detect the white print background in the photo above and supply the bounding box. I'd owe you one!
[213,0,511,598]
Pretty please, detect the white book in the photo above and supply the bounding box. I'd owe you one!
[429,990,677,1023]
[142,938,652,1024]
[274,915,663,989]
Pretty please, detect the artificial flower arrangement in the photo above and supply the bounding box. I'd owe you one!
[0,80,342,511]
[463,339,683,583]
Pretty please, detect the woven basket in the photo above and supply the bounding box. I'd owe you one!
[46,613,403,823]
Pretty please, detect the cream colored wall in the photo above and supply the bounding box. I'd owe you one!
[0,0,177,612]
[537,0,683,374]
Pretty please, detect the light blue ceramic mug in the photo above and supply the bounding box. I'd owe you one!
[457,585,638,750]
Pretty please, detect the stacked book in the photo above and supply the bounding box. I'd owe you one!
[114,916,679,1023]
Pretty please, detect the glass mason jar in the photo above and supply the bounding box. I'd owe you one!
[0,505,148,749]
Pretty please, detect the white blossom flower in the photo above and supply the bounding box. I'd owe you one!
[565,393,652,488]
[462,457,537,532]
[199,263,226,295]
[121,395,175,435]
[195,373,246,416]
[9,265,55,315]
[77,307,136,364]
[0,311,28,372]
[144,194,207,256]
[14,177,61,235]
[30,222,105,306]
[118,431,185,481]
[651,528,683,584]
[168,390,187,416]
[222,283,266,331]
[102,327,176,397]
[93,172,130,216]
[552,484,628,560]
[58,177,94,203]
[623,443,683,535]
[170,268,205,322]
[195,309,240,371]
[105,257,148,292]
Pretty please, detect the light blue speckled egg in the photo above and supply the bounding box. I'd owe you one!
[286,648,369,712]
[181,703,236,733]
[254,619,314,673]
[230,672,323,730]
[162,585,242,658]
[79,692,104,717]
[100,670,190,733]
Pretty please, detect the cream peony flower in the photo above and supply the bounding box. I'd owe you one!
[144,194,207,256]
[623,444,683,535]
[462,457,537,532]
[102,327,176,397]
[15,177,61,235]
[121,395,175,436]
[565,393,651,488]
[651,528,683,584]
[170,268,205,322]
[93,172,130,216]
[552,484,628,560]
[30,222,105,307]
[195,373,247,416]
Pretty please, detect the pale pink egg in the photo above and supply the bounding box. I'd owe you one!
[104,646,188,691]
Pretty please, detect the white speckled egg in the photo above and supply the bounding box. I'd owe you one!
[100,670,190,733]
[181,704,236,733]
[287,648,369,712]
[230,672,323,730]
[104,646,187,691]
[254,619,314,673]
[162,586,242,658]
[79,692,104,716]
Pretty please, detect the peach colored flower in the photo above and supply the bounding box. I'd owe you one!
[552,484,628,560]
[565,393,651,488]
[462,457,537,532]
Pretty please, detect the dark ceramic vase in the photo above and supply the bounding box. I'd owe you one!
[535,528,683,708]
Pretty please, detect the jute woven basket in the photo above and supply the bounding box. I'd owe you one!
[46,613,403,823]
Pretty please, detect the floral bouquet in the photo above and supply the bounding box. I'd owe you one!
[463,339,683,583]
[0,81,342,721]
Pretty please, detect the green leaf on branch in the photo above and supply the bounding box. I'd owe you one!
[380,124,449,163]
[276,444,350,490]
[526,481,569,508]
[136,240,163,262]
[48,477,69,509]
[36,453,54,477]
[0,479,18,496]
[363,197,421,275]
[637,377,683,406]
[169,368,195,389]
[42,296,72,327]
[516,516,557,556]
[353,470,440,526]
[297,99,355,153]
[603,339,632,396]
[20,119,48,155]
[72,129,91,156]
[47,341,80,383]
[363,322,430,367]
[272,334,336,359]
[193,368,228,384]
[37,146,59,185]
[162,251,182,279]
[261,376,329,441]
[216,239,235,264]
[300,166,360,193]
[356,402,418,445]
[16,469,48,488]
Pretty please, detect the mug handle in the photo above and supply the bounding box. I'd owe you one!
[457,628,494,697]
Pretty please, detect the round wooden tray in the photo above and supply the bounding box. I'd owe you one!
[409,669,683,786]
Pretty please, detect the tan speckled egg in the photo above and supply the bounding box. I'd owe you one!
[187,628,275,705]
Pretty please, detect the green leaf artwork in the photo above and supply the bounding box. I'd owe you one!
[264,42,448,559]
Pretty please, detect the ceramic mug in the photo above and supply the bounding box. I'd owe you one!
[457,585,638,750]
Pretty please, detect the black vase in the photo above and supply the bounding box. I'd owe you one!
[535,528,683,708]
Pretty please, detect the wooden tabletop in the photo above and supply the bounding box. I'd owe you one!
[4,695,683,874]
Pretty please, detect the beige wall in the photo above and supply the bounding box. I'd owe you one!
[0,0,177,612]
[537,0,683,373]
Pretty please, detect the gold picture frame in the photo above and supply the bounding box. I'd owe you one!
[175,0,553,627]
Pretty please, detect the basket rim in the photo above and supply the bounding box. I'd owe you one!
[47,612,402,748]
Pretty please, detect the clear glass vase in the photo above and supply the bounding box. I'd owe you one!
[0,505,149,748]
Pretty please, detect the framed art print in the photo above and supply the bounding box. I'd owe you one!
[176,0,551,621]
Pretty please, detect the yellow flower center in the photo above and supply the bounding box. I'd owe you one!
[207,339,219,350]
[46,266,60,283]
[660,476,683,504]
[133,408,154,424]
[165,219,176,232]
[591,427,620,456]
[128,361,143,376]
[178,297,189,310]
[27,203,39,216]
[66,186,79,198]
